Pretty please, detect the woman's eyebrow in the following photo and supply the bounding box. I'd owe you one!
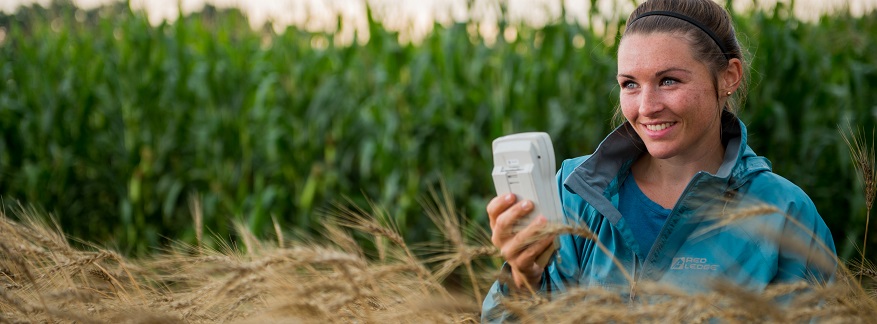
[617,67,692,80]
[655,67,692,77]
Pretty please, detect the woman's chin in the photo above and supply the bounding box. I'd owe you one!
[643,146,681,160]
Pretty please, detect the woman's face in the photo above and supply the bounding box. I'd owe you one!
[617,32,724,162]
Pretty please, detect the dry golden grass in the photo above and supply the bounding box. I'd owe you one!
[1,193,876,323]
[0,196,492,324]
[842,125,877,282]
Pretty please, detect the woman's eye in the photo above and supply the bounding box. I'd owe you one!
[621,81,637,89]
[661,78,678,86]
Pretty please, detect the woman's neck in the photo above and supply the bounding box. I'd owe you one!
[630,143,725,209]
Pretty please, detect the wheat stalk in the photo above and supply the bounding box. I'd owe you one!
[841,125,877,283]
[189,194,204,253]
[328,199,436,289]
[521,222,633,285]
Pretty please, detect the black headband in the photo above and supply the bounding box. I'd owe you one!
[630,10,731,60]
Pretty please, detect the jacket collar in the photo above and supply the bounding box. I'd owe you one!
[562,111,771,225]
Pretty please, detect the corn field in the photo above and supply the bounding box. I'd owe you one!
[0,0,876,267]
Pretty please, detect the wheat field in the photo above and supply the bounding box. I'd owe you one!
[1,190,876,323]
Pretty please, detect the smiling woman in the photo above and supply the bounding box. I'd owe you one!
[617,32,734,208]
[481,0,838,321]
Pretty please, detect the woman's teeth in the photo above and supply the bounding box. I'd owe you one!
[646,123,673,131]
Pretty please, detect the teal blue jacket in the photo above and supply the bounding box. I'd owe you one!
[481,114,837,321]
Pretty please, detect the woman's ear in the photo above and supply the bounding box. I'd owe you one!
[722,58,743,94]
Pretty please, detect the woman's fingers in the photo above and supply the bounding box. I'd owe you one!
[487,196,555,288]
[502,216,556,289]
[486,193,516,229]
[491,200,534,247]
[518,217,556,257]
[501,216,555,264]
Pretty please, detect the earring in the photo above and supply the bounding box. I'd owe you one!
[726,91,732,96]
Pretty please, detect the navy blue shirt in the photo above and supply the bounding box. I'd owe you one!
[618,173,671,257]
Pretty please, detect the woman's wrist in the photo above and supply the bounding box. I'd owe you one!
[511,267,543,290]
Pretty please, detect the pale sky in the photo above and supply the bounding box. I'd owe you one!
[2,0,876,43]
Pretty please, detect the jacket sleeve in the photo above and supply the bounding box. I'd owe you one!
[480,263,552,323]
[771,193,837,285]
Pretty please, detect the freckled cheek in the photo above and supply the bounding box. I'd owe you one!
[689,91,714,108]
[686,93,718,118]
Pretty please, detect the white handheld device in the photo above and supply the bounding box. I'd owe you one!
[491,132,562,267]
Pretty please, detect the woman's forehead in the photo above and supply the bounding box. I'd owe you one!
[617,33,699,74]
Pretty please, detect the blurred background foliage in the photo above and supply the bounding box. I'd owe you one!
[0,0,875,260]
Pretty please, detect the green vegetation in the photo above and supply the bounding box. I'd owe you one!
[0,0,875,261]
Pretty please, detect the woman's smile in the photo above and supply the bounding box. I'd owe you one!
[642,122,676,140]
[645,122,675,132]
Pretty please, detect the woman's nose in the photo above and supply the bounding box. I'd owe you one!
[638,87,664,116]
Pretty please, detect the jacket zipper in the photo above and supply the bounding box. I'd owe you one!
[629,172,704,303]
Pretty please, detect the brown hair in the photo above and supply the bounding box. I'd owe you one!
[622,0,748,114]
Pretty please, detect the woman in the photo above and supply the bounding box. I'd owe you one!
[482,0,837,321]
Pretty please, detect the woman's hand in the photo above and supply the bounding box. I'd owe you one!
[487,193,556,290]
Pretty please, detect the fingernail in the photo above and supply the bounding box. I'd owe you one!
[505,193,514,202]
[521,201,531,210]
